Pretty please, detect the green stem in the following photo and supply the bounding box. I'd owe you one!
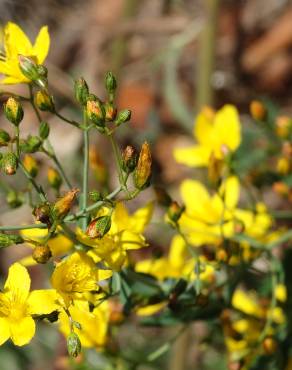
[80,109,89,231]
[15,126,20,158]
[0,91,30,101]
[109,133,125,186]
[0,223,47,231]
[54,111,81,129]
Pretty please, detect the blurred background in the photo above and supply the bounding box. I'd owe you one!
[0,0,292,369]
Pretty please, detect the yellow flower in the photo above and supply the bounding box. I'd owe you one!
[77,202,153,270]
[59,300,109,350]
[0,22,50,84]
[179,176,272,247]
[0,263,58,346]
[174,105,241,167]
[19,227,73,266]
[51,252,112,306]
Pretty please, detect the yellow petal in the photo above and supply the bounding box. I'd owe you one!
[4,22,33,58]
[173,145,210,167]
[129,202,154,233]
[10,316,35,346]
[218,176,240,210]
[32,26,50,64]
[4,263,30,303]
[97,269,113,281]
[213,105,241,152]
[136,302,167,316]
[28,289,59,315]
[194,108,215,145]
[120,230,146,250]
[168,235,187,269]
[0,318,10,345]
[111,203,129,232]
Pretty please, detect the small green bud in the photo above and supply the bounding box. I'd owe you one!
[21,136,42,153]
[122,145,138,173]
[167,201,185,223]
[0,129,11,146]
[115,109,131,126]
[47,167,62,190]
[74,77,89,106]
[134,142,152,190]
[86,215,111,239]
[39,121,50,140]
[67,332,81,358]
[104,101,117,122]
[86,99,106,127]
[105,71,117,94]
[18,55,47,88]
[1,152,18,175]
[89,190,102,202]
[34,90,54,112]
[32,245,52,264]
[6,190,23,209]
[0,233,24,248]
[3,97,24,126]
[36,65,48,78]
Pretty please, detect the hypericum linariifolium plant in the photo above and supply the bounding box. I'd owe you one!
[0,22,292,370]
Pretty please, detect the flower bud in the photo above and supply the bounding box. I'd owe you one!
[262,336,277,355]
[3,97,24,126]
[86,99,105,127]
[32,245,52,264]
[67,332,81,358]
[33,203,52,227]
[21,135,42,153]
[52,188,79,220]
[0,233,24,248]
[89,190,102,202]
[122,145,138,173]
[134,142,152,189]
[1,152,18,175]
[47,167,62,190]
[6,190,23,209]
[104,101,117,121]
[0,129,11,146]
[86,215,111,239]
[154,187,172,207]
[18,55,47,88]
[250,100,266,121]
[275,116,291,138]
[23,155,38,178]
[74,77,89,106]
[167,201,185,223]
[34,90,54,112]
[39,121,50,140]
[115,109,131,126]
[273,181,289,196]
[105,71,117,95]
[277,157,290,175]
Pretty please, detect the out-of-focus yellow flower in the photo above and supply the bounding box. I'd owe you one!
[59,300,109,350]
[178,177,272,247]
[174,105,241,167]
[51,252,112,306]
[0,263,58,346]
[0,22,50,84]
[77,202,153,270]
[232,289,264,318]
[275,284,287,302]
[19,227,73,266]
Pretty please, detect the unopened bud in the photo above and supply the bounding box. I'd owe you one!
[18,55,47,88]
[122,145,138,173]
[39,121,50,140]
[3,97,23,126]
[74,77,89,106]
[104,101,117,121]
[33,203,52,227]
[34,90,54,112]
[262,336,277,355]
[0,129,11,146]
[105,71,117,95]
[216,248,228,262]
[89,190,102,202]
[277,157,290,175]
[0,232,24,248]
[6,190,23,209]
[23,154,38,177]
[115,109,131,126]
[21,135,42,153]
[32,245,52,264]
[86,99,105,127]
[154,186,172,207]
[273,181,289,196]
[67,332,81,358]
[52,188,79,220]
[86,215,111,239]
[47,167,62,190]
[250,100,266,121]
[1,152,18,175]
[134,142,152,189]
[167,201,185,223]
[276,116,291,138]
